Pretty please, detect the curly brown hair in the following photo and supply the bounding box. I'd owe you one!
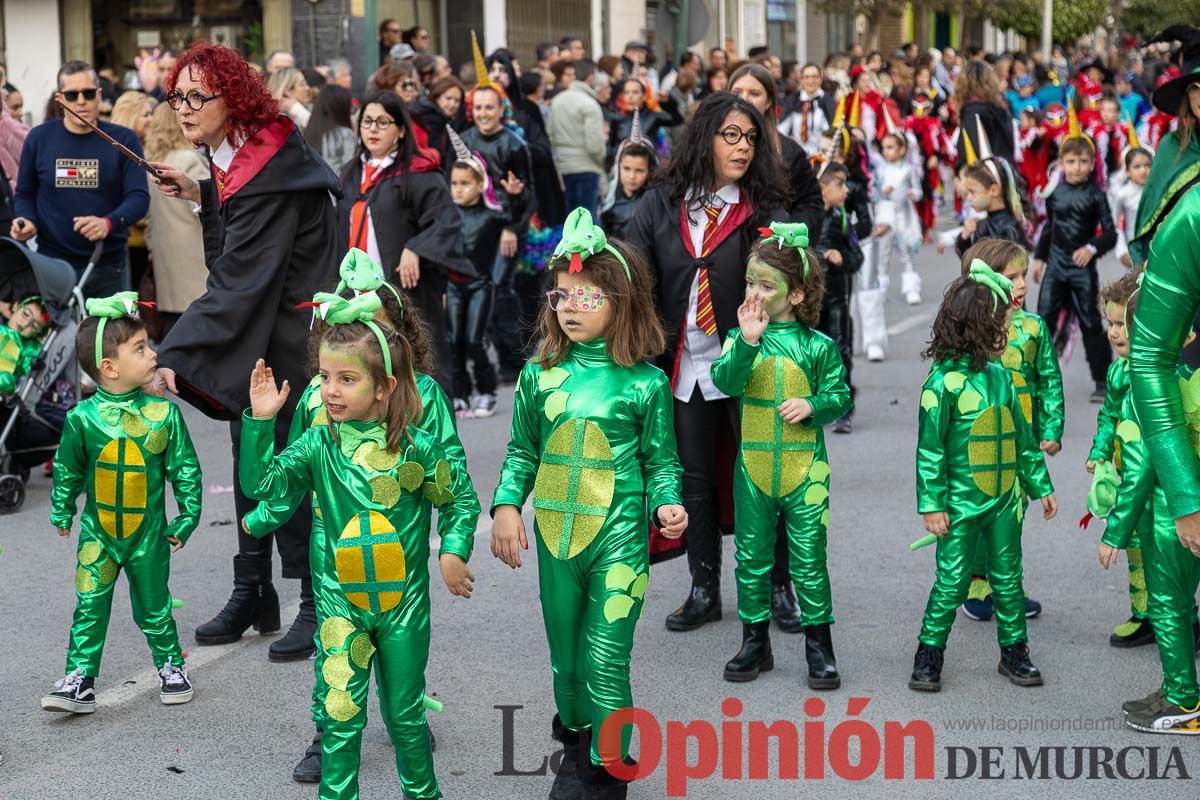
[959,238,1028,277]
[167,43,279,144]
[922,276,1009,372]
[747,237,825,327]
[535,239,666,368]
[1099,268,1142,323]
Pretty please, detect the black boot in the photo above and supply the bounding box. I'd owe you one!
[804,624,841,690]
[292,729,321,783]
[771,582,804,633]
[549,715,586,800]
[998,642,1043,686]
[723,621,773,682]
[908,642,944,692]
[665,583,722,631]
[269,576,317,662]
[579,754,635,800]
[195,554,280,645]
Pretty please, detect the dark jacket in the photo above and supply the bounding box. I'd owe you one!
[456,200,509,280]
[601,186,644,240]
[607,102,683,168]
[955,208,1030,258]
[625,184,790,374]
[1034,180,1117,271]
[461,126,536,237]
[158,118,341,419]
[780,135,824,237]
[845,174,873,241]
[336,150,468,278]
[956,101,1016,168]
[815,204,864,288]
[408,95,454,173]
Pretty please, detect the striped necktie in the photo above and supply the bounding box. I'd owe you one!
[695,203,721,336]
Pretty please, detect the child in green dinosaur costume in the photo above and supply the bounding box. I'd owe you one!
[241,249,467,783]
[241,284,480,800]
[1088,270,1156,647]
[709,222,850,690]
[957,238,1062,622]
[909,264,1057,693]
[0,295,48,393]
[42,292,202,715]
[491,208,685,800]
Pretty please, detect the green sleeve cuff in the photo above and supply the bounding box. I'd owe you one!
[1146,429,1200,520]
[439,539,472,563]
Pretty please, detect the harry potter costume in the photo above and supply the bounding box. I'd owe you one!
[156,115,342,660]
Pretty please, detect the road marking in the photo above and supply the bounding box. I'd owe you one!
[97,601,301,708]
[887,310,935,338]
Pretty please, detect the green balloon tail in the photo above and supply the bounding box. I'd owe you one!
[910,533,938,551]
[171,597,183,608]
[423,694,443,713]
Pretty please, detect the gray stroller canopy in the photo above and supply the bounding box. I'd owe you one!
[0,238,77,326]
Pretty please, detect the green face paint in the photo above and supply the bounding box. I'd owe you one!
[319,346,383,423]
[745,259,798,323]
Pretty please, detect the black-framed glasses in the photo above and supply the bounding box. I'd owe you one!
[718,125,758,147]
[61,89,98,102]
[385,26,401,34]
[399,81,418,91]
[361,116,395,130]
[166,90,222,111]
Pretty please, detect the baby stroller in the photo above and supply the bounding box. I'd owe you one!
[0,238,103,513]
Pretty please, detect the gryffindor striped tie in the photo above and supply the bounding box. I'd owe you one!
[695,204,721,336]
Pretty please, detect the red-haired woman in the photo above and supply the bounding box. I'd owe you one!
[148,43,341,667]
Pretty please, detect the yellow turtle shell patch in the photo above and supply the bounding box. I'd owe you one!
[94,438,147,539]
[967,406,1018,497]
[533,418,615,560]
[335,511,407,613]
[1011,373,1034,425]
[742,356,817,498]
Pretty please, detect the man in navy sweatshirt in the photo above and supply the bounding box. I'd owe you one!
[11,60,148,298]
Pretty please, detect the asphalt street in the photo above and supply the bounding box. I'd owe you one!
[2,242,1196,800]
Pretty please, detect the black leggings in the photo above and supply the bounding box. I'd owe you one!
[674,386,792,588]
[1036,263,1111,384]
[819,271,855,409]
[447,276,497,400]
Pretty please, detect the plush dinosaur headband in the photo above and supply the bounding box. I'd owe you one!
[84,291,155,369]
[549,207,631,280]
[756,221,812,278]
[967,259,1013,311]
[336,248,404,313]
[306,290,394,377]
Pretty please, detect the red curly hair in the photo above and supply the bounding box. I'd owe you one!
[166,42,279,144]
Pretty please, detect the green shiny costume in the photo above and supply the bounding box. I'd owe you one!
[241,411,479,800]
[50,388,202,676]
[0,325,40,393]
[1090,357,1147,621]
[1129,131,1200,267]
[1128,186,1200,709]
[491,339,682,766]
[970,308,1065,582]
[1103,367,1195,685]
[244,372,464,729]
[710,323,850,624]
[915,358,1054,649]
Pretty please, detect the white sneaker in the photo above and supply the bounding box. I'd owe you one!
[472,393,498,418]
[159,659,193,705]
[905,291,922,306]
[866,345,885,362]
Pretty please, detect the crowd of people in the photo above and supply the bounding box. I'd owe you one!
[1,19,1200,800]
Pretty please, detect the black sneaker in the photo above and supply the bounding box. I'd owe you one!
[1125,695,1200,734]
[832,414,852,434]
[1090,382,1106,404]
[41,668,96,713]
[158,659,193,705]
[908,642,944,692]
[1111,617,1156,648]
[293,731,322,783]
[472,393,498,419]
[1123,687,1165,715]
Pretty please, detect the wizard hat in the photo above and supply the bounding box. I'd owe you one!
[1147,26,1200,115]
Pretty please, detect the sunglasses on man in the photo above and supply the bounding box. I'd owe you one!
[61,88,99,102]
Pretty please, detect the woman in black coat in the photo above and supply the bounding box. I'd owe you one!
[625,92,793,633]
[953,60,1015,168]
[336,91,467,391]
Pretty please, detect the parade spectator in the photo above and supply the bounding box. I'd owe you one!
[536,42,559,72]
[264,49,294,76]
[549,58,605,218]
[954,60,1014,167]
[108,90,155,294]
[142,100,207,338]
[379,18,402,66]
[267,67,311,130]
[12,60,148,297]
[303,84,358,172]
[326,58,352,90]
[780,62,835,157]
[560,36,586,62]
[403,26,431,53]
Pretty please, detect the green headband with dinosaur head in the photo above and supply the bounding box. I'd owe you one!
[967,259,1013,312]
[84,291,150,369]
[757,221,812,278]
[549,207,631,281]
[309,290,394,377]
[337,248,404,314]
